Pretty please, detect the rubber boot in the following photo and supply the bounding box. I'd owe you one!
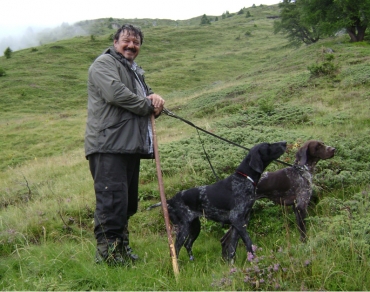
[122,225,139,262]
[95,239,128,266]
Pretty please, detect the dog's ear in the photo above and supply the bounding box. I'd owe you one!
[249,148,264,173]
[295,143,308,165]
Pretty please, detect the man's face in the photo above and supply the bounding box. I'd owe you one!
[114,30,141,62]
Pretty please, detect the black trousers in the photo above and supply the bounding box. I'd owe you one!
[88,153,140,243]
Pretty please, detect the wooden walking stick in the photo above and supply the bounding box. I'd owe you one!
[150,114,179,277]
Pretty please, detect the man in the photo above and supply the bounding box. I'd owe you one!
[85,24,165,266]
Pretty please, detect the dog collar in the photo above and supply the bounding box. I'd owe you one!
[293,164,309,171]
[236,171,256,187]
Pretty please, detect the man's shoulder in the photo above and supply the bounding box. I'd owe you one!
[90,53,117,69]
[96,52,115,62]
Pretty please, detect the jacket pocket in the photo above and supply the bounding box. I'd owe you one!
[97,119,130,149]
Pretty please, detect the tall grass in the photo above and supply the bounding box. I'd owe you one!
[1,3,370,290]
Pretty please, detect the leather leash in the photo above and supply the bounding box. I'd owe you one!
[162,107,292,175]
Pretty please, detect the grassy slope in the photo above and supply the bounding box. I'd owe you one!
[1,4,370,290]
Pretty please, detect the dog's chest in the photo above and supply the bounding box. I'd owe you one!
[292,167,313,188]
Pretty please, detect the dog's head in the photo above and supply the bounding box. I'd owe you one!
[248,141,287,173]
[295,140,336,167]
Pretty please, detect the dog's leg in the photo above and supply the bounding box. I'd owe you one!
[231,220,254,254]
[221,226,239,261]
[293,205,307,242]
[220,227,232,246]
[221,210,251,261]
[184,218,200,260]
[174,222,191,258]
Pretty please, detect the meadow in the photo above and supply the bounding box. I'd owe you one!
[0,4,370,290]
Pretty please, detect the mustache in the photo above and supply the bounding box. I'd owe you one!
[124,48,137,53]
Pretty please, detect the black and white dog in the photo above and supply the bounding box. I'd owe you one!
[148,141,287,260]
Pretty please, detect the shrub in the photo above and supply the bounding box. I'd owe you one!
[200,14,211,25]
[310,188,370,255]
[0,67,6,77]
[258,97,274,114]
[4,47,12,59]
[308,54,339,77]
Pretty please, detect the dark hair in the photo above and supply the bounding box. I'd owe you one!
[114,24,144,45]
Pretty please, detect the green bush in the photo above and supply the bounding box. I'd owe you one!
[308,54,338,77]
[0,67,6,77]
[4,47,12,59]
[200,14,211,25]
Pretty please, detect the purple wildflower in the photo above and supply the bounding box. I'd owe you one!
[252,245,258,252]
[273,263,280,271]
[7,229,16,234]
[230,267,237,274]
[304,260,311,266]
[247,252,254,262]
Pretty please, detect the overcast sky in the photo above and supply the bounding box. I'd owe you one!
[0,0,279,39]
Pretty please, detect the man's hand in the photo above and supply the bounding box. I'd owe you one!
[147,94,165,116]
[147,94,165,107]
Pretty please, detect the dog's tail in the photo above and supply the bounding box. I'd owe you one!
[146,202,162,211]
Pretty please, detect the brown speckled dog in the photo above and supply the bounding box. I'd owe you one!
[221,140,335,261]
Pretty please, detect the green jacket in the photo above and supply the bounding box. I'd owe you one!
[84,47,155,158]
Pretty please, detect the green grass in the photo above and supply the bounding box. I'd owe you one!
[1,3,370,290]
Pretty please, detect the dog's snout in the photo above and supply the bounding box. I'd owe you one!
[327,146,336,153]
[280,141,287,150]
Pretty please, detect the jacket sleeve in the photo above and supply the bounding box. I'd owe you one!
[89,54,154,116]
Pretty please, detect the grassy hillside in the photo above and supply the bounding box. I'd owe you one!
[1,4,370,290]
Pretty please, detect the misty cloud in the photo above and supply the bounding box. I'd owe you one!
[0,23,88,56]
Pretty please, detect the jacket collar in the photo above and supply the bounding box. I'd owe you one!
[105,47,145,75]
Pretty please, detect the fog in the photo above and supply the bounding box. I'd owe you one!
[0,0,280,56]
[0,22,88,56]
